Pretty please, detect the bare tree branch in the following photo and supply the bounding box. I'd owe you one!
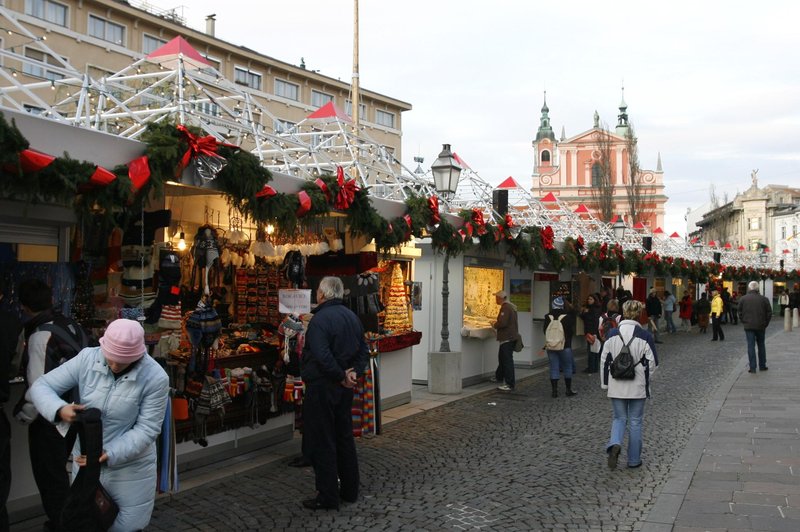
[625,123,656,225]
[590,124,615,221]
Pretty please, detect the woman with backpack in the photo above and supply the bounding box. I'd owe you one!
[600,299,658,469]
[543,297,577,398]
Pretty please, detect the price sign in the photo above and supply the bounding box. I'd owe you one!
[278,289,311,314]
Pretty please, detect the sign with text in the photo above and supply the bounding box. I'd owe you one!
[278,289,312,314]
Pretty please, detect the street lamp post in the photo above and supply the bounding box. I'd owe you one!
[612,217,626,289]
[427,143,464,395]
[430,144,462,353]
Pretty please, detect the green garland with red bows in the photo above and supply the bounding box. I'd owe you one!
[3,112,800,280]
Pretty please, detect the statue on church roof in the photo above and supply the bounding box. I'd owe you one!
[751,168,759,188]
[593,110,600,128]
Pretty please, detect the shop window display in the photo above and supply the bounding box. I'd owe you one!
[462,266,504,336]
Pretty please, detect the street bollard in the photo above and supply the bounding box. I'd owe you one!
[785,307,793,332]
[794,308,800,329]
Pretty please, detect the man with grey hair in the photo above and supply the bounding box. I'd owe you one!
[301,276,369,510]
[738,280,772,373]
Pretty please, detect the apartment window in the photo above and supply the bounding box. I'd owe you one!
[234,67,262,90]
[88,14,125,45]
[311,90,333,108]
[781,226,787,239]
[23,47,64,81]
[142,34,167,55]
[273,119,296,133]
[201,55,221,72]
[193,101,220,117]
[345,99,366,120]
[25,0,68,27]
[748,217,760,230]
[375,109,395,128]
[23,104,45,115]
[274,79,298,100]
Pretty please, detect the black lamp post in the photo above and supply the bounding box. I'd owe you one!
[612,216,626,287]
[430,143,462,352]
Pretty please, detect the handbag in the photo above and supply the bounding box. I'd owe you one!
[513,334,524,352]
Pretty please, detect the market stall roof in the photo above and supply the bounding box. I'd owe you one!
[496,176,523,189]
[146,36,211,70]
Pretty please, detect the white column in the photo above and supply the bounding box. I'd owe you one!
[616,147,624,185]
[570,149,577,187]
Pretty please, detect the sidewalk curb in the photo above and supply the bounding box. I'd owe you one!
[640,327,787,531]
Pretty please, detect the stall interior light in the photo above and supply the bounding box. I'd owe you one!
[266,223,275,235]
[174,225,187,251]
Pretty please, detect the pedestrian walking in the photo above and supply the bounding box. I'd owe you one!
[728,291,739,325]
[30,318,170,531]
[0,282,22,532]
[778,289,789,317]
[721,287,731,324]
[601,299,658,469]
[694,292,711,333]
[678,293,693,332]
[580,294,602,374]
[543,297,577,398]
[710,289,725,341]
[301,277,369,510]
[738,280,772,373]
[645,289,662,342]
[492,290,519,391]
[662,291,677,333]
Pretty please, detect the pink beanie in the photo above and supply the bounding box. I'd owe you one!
[99,319,146,363]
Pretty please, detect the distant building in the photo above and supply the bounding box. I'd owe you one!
[694,179,800,252]
[531,92,667,229]
[0,0,410,157]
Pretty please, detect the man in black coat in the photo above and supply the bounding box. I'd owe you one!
[738,281,773,373]
[301,276,369,510]
[645,289,663,343]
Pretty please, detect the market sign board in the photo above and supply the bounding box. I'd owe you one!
[278,289,312,314]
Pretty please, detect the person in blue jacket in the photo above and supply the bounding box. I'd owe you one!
[31,318,169,531]
[301,276,369,510]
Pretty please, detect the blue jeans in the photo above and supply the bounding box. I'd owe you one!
[495,340,516,388]
[664,311,676,333]
[608,398,646,466]
[547,348,574,380]
[745,329,767,370]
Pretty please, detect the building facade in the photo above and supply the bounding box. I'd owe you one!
[695,178,800,253]
[0,0,410,157]
[531,94,667,229]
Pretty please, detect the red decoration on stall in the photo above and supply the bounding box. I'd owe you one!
[19,149,55,173]
[90,166,117,186]
[428,196,440,225]
[336,165,345,184]
[540,226,555,250]
[176,125,223,172]
[127,156,150,192]
[576,236,585,250]
[403,214,413,239]
[256,184,277,198]
[296,190,312,216]
[470,209,487,235]
[457,228,467,242]
[315,178,331,202]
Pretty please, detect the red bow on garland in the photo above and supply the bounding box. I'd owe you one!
[334,166,358,210]
[176,125,232,176]
[256,184,277,198]
[428,196,440,225]
[496,214,514,241]
[296,190,312,216]
[540,226,555,250]
[315,178,331,202]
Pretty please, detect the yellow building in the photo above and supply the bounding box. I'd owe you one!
[0,0,410,158]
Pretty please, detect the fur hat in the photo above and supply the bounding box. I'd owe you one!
[100,319,146,363]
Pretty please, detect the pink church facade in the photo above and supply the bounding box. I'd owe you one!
[531,95,667,230]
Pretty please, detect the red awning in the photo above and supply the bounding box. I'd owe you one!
[633,222,646,230]
[307,101,352,122]
[574,204,590,214]
[653,227,664,234]
[669,232,680,238]
[609,214,619,224]
[496,176,522,189]
[540,192,557,202]
[146,36,210,69]
[708,240,717,247]
[738,245,746,251]
[724,242,732,249]
[453,153,471,170]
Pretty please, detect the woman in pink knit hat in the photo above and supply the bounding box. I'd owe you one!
[30,319,169,531]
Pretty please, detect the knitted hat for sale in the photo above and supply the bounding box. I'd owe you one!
[552,296,564,309]
[99,318,146,363]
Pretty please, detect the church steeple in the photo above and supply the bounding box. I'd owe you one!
[615,85,630,136]
[536,91,556,142]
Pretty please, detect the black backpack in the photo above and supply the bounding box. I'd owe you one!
[609,334,640,380]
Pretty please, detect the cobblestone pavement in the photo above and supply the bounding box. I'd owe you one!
[139,321,768,532]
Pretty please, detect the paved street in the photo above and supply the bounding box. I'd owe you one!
[14,320,800,531]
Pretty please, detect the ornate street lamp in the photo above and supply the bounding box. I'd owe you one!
[431,143,463,353]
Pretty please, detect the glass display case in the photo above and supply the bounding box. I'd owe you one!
[462,266,504,337]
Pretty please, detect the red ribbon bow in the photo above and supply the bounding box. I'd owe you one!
[176,125,225,176]
[335,178,357,210]
[428,196,441,225]
[296,190,312,216]
[315,178,331,203]
[470,209,487,236]
[541,226,555,250]
[256,184,277,198]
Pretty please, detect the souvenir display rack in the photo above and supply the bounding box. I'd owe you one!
[462,266,504,332]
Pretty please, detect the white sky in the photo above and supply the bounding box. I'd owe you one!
[150,0,800,236]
